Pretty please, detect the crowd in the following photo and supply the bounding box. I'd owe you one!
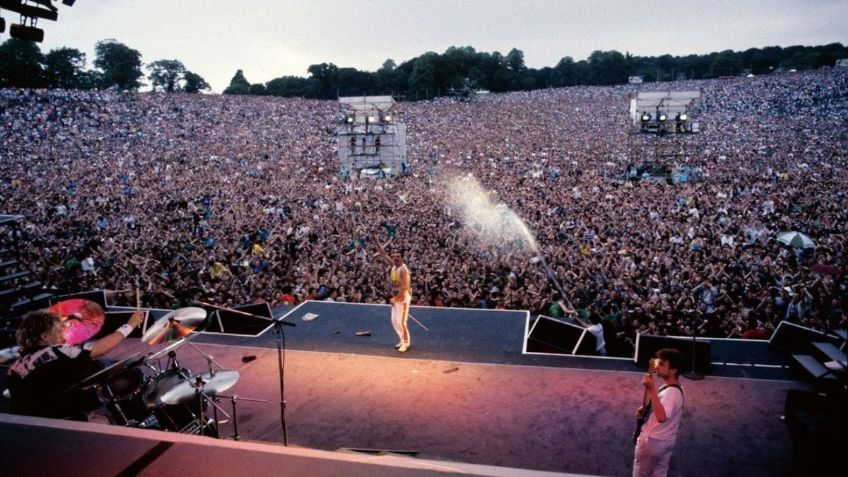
[1,68,845,357]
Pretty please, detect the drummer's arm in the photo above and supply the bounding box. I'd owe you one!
[90,311,143,359]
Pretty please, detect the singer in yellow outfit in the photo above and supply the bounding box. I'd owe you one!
[377,240,411,352]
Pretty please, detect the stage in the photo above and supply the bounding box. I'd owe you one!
[1,301,810,476]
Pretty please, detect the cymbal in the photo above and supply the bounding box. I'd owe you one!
[160,370,240,405]
[66,351,144,392]
[141,307,207,345]
[49,299,105,345]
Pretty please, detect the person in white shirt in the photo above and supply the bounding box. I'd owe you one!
[633,348,685,477]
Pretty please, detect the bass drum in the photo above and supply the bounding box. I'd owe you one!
[154,401,218,436]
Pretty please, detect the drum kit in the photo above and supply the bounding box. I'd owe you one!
[54,301,255,437]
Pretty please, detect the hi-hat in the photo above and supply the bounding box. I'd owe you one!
[160,370,240,405]
[141,307,207,345]
[49,299,105,345]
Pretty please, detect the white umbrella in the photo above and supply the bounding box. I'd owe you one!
[776,231,816,249]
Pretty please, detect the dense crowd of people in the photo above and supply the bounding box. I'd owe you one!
[1,68,845,356]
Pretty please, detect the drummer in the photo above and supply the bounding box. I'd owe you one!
[5,308,143,421]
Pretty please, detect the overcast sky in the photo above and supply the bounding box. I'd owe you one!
[11,0,847,93]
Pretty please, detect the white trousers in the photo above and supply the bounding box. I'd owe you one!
[633,435,676,477]
[391,292,411,344]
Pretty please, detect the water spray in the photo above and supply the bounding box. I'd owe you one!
[444,174,573,308]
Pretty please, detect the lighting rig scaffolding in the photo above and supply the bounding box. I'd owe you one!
[625,90,704,183]
[0,0,76,43]
[337,96,408,179]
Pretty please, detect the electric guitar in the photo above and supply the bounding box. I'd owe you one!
[633,359,655,444]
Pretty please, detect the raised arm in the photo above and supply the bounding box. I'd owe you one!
[375,238,394,266]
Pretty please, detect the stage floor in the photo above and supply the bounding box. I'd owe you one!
[1,302,808,476]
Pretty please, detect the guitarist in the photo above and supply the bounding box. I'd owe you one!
[633,348,685,477]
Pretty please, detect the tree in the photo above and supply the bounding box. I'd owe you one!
[147,59,185,92]
[265,76,321,98]
[552,56,576,87]
[94,39,143,90]
[223,69,251,94]
[712,49,741,77]
[587,50,629,85]
[307,62,339,98]
[43,47,86,89]
[407,52,438,99]
[183,71,210,93]
[248,83,267,95]
[0,38,44,88]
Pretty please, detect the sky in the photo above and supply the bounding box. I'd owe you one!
[6,0,847,93]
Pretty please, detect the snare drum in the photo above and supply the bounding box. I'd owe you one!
[101,367,150,425]
[143,367,192,408]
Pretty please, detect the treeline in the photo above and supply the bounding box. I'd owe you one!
[225,43,848,100]
[1,36,845,99]
[0,38,210,92]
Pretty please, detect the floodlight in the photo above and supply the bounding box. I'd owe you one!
[10,23,44,42]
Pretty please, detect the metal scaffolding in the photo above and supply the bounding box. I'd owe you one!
[337,96,407,178]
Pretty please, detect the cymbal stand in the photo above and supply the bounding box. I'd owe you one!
[100,382,131,425]
[216,394,268,440]
[194,376,208,436]
[184,339,225,375]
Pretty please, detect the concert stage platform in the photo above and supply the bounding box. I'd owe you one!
[1,301,809,476]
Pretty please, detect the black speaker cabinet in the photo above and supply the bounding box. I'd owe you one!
[49,290,107,310]
[769,320,839,354]
[526,315,596,355]
[94,310,148,339]
[214,303,273,336]
[634,334,711,374]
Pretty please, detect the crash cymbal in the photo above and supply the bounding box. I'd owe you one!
[49,299,105,345]
[141,307,207,345]
[160,370,240,405]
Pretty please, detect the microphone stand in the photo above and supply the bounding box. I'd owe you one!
[272,315,295,445]
[683,319,705,381]
[193,300,295,444]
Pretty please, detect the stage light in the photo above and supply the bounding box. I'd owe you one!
[679,113,688,122]
[10,23,44,42]
[346,116,354,124]
[640,112,651,122]
[384,115,392,123]
[658,113,667,122]
[367,116,376,124]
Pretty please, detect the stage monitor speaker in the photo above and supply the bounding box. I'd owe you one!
[634,334,711,374]
[49,290,107,310]
[93,310,148,340]
[768,320,839,354]
[526,315,596,355]
[215,303,273,336]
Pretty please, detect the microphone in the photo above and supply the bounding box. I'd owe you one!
[192,300,295,327]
